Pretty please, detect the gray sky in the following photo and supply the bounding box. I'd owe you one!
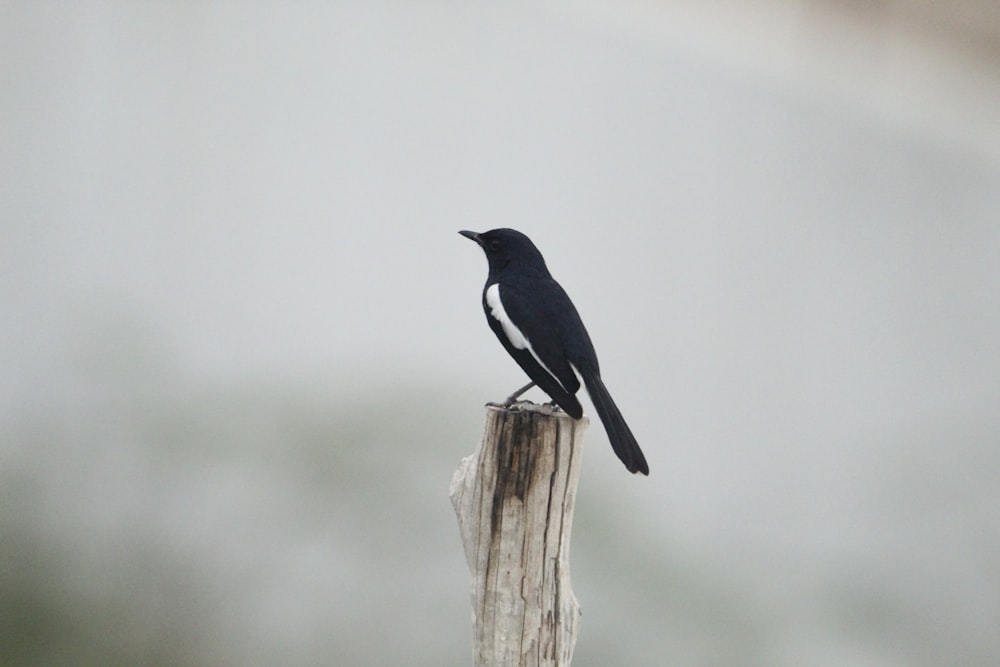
[3,3,999,665]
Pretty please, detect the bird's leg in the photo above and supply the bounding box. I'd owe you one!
[504,381,536,406]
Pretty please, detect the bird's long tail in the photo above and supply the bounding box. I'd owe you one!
[582,372,649,475]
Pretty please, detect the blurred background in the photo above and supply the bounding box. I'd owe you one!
[3,1,999,665]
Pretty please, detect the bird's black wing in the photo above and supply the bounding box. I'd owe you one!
[483,280,583,418]
[503,279,649,475]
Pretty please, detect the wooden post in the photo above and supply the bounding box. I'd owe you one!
[450,402,587,667]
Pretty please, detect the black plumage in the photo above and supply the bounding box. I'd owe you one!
[460,228,649,475]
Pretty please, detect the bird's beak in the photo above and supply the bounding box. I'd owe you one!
[458,230,482,245]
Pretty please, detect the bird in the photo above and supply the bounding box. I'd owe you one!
[459,228,649,475]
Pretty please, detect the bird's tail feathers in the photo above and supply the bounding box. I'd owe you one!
[582,372,649,475]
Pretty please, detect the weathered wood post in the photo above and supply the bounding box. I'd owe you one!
[450,402,587,667]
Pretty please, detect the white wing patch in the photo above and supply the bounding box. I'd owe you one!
[485,283,528,350]
[485,283,567,392]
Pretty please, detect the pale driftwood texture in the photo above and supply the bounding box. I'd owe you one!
[450,402,587,667]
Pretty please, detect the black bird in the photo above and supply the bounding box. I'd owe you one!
[460,228,649,475]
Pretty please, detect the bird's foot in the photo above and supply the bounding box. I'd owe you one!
[503,381,536,406]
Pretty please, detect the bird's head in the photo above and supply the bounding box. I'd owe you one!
[459,228,550,277]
